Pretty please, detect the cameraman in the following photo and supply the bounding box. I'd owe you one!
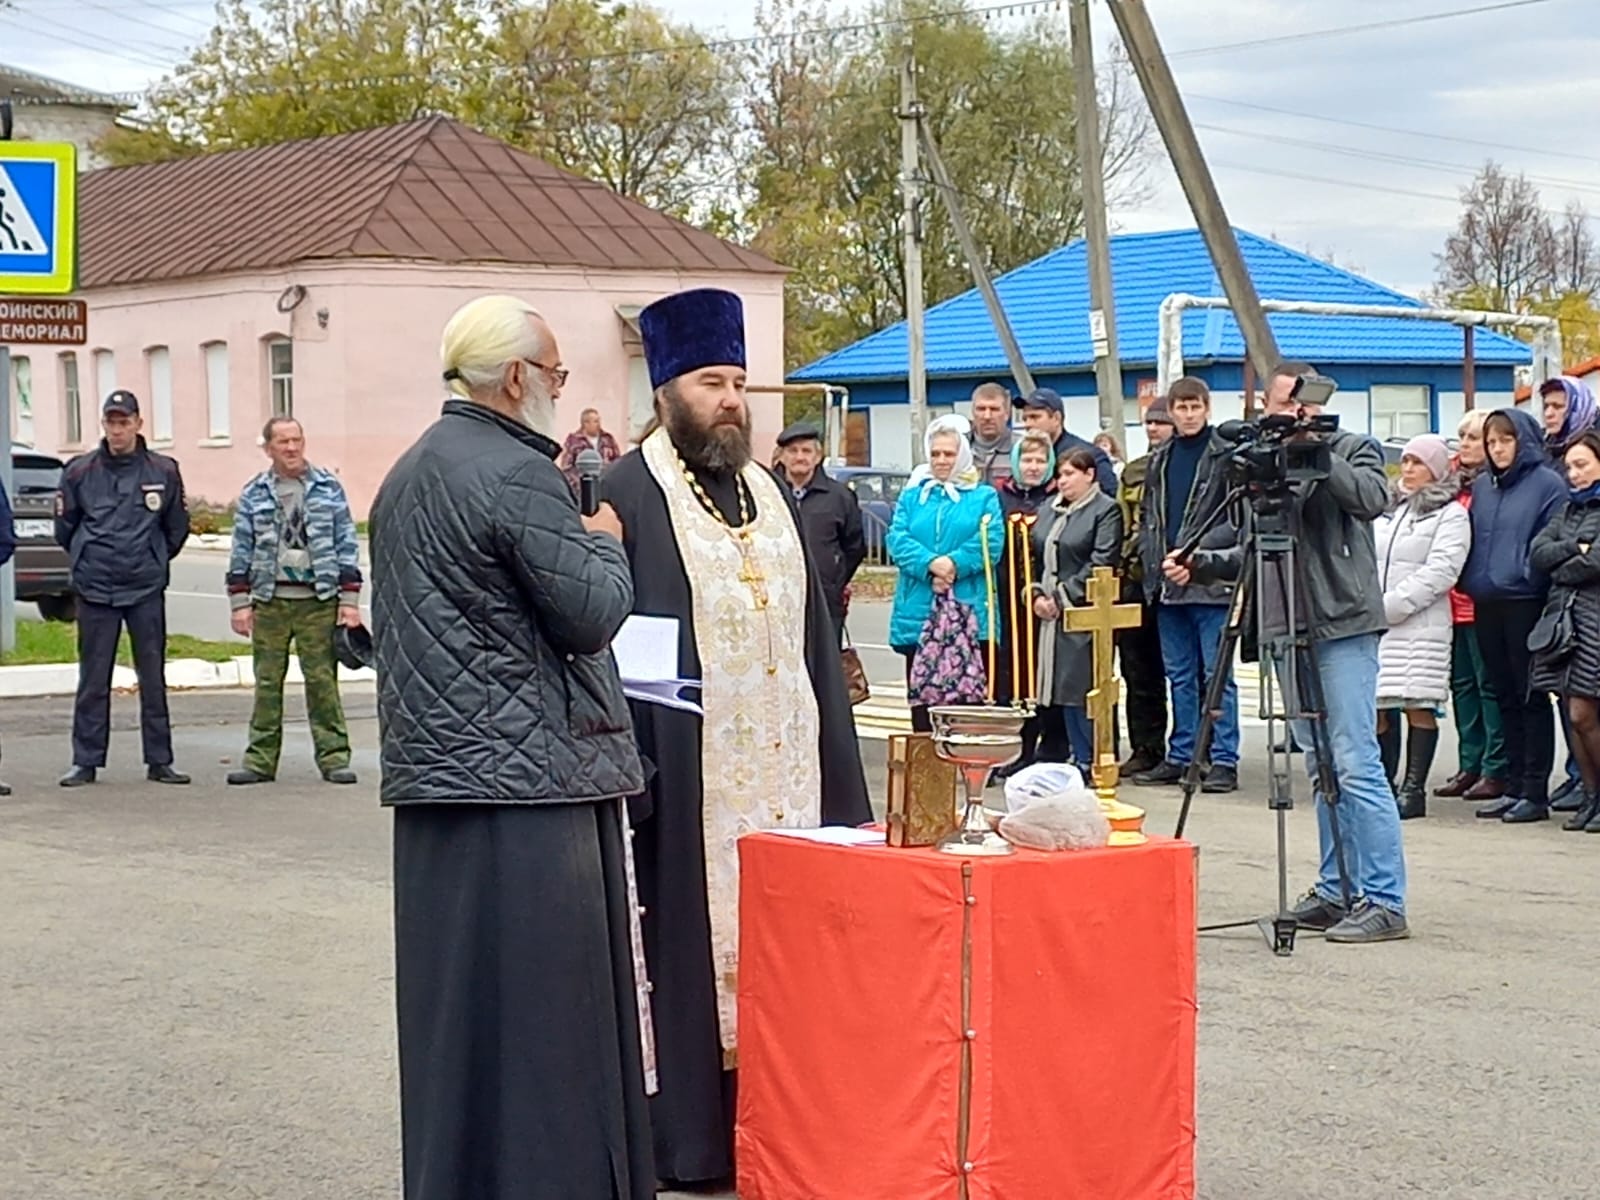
[1165,361,1408,945]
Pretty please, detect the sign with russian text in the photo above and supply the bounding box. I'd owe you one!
[0,297,88,345]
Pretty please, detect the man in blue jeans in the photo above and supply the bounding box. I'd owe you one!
[1133,377,1240,793]
[1172,362,1408,944]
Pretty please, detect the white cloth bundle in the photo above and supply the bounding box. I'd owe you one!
[998,762,1110,852]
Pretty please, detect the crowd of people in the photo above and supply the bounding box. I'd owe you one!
[40,279,1600,1194]
[873,366,1600,948]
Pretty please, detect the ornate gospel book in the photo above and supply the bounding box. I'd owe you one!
[885,733,960,847]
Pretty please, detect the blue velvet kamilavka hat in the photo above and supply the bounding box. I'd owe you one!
[638,288,747,391]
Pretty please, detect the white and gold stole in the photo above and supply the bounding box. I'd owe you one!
[642,428,821,1056]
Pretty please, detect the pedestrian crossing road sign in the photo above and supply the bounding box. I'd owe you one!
[0,142,78,296]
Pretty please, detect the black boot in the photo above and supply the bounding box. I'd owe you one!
[1397,724,1438,820]
[1377,717,1402,798]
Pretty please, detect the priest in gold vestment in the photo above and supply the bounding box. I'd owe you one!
[600,287,872,1189]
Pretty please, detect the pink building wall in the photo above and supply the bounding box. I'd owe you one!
[10,261,787,517]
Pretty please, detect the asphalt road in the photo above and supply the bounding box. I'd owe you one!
[134,546,916,688]
[3,690,1599,1198]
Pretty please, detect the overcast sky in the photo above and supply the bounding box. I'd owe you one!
[6,0,1597,297]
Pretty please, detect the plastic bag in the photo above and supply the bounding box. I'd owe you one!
[997,761,1109,851]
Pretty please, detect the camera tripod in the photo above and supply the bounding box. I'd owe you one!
[1167,485,1355,957]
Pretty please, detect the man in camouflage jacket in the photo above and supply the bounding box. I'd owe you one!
[225,417,363,786]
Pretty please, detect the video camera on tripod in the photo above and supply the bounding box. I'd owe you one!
[1214,372,1341,502]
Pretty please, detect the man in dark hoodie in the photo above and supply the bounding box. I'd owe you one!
[1171,363,1406,944]
[1014,387,1118,497]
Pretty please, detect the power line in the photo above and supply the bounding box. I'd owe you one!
[1195,122,1600,202]
[1168,0,1558,58]
[1,8,179,69]
[1188,93,1600,168]
[1209,157,1589,223]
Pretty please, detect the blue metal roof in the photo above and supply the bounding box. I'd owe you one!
[789,228,1531,383]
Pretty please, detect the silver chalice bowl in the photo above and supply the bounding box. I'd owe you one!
[928,705,1025,856]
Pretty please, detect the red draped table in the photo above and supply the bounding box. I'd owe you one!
[735,832,1197,1200]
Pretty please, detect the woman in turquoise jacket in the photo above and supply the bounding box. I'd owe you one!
[887,415,1005,731]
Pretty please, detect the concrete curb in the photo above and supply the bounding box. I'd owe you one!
[0,655,376,698]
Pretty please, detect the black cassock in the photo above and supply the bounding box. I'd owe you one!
[602,451,872,1185]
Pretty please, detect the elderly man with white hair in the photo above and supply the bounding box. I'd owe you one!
[369,295,656,1200]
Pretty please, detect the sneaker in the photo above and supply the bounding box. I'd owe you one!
[1325,901,1410,944]
[1132,760,1186,786]
[1201,764,1238,794]
[227,769,274,786]
[1286,888,1348,931]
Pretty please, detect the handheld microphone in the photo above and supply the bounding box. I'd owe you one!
[576,448,603,517]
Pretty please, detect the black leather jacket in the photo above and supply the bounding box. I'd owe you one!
[369,401,645,806]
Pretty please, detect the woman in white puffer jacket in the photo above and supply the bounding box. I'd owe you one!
[1375,433,1473,821]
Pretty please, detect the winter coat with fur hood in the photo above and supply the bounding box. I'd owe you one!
[1375,473,1473,705]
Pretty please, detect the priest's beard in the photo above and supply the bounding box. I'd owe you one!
[662,386,752,472]
[518,376,557,438]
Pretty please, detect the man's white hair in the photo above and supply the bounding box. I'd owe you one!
[440,295,546,400]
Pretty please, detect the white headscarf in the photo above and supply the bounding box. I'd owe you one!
[908,413,980,502]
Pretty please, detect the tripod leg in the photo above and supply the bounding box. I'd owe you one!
[1174,554,1254,840]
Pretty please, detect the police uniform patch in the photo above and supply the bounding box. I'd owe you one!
[143,486,164,512]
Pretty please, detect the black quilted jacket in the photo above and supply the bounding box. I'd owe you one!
[369,401,645,806]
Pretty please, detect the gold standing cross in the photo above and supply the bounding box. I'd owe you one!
[1063,566,1147,843]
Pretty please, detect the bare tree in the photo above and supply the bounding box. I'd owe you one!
[1545,200,1600,299]
[1435,161,1554,311]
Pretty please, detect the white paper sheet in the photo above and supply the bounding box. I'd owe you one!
[612,614,681,682]
[613,615,703,714]
[765,825,884,847]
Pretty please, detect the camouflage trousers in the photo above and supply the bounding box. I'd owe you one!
[244,596,351,777]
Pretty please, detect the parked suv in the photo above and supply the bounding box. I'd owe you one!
[12,450,75,621]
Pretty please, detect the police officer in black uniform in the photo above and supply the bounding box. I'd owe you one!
[55,390,192,787]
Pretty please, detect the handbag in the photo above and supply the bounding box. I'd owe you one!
[840,625,871,707]
[1527,589,1577,661]
[907,592,990,708]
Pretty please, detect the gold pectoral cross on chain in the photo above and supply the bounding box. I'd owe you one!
[736,530,770,610]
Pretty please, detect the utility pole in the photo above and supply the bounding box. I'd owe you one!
[899,52,930,464]
[1105,0,1279,384]
[1069,0,1123,435]
[918,126,1035,398]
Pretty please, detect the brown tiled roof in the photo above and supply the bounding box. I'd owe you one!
[77,116,784,289]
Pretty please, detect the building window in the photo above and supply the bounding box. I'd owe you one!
[92,348,116,404]
[266,338,293,417]
[203,342,230,440]
[61,353,82,445]
[146,347,173,443]
[11,355,33,447]
[1371,384,1431,441]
